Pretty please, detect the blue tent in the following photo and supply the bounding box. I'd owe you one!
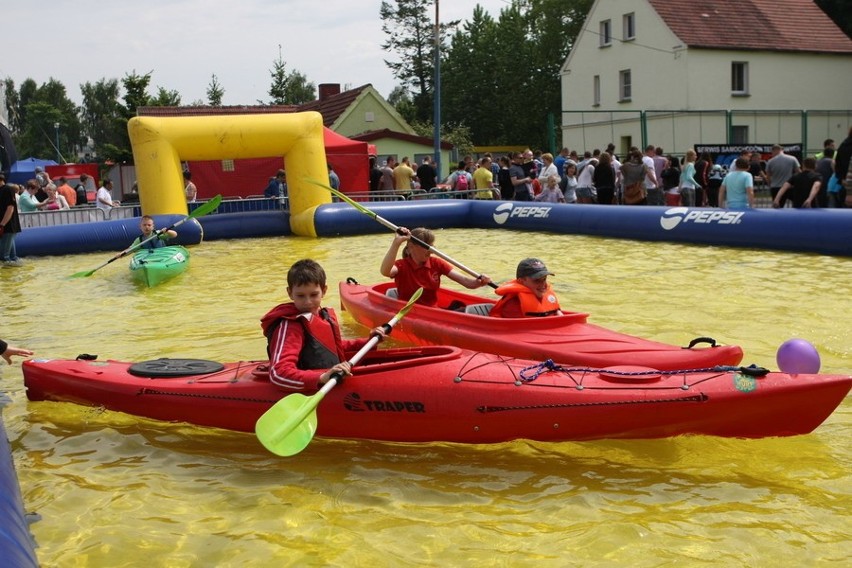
[8,157,58,184]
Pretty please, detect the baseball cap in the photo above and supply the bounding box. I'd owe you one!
[516,258,554,279]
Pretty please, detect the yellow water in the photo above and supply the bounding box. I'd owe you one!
[1,230,850,567]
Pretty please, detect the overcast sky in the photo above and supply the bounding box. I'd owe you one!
[3,0,514,107]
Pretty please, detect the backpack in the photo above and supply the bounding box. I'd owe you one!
[454,172,469,191]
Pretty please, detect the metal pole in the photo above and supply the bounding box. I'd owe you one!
[54,122,60,163]
[433,0,442,181]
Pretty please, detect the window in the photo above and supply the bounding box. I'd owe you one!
[619,69,632,102]
[732,62,749,95]
[623,13,635,40]
[593,75,601,106]
[600,20,611,47]
[731,126,749,144]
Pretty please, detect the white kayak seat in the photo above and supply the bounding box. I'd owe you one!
[386,288,399,299]
[465,303,494,316]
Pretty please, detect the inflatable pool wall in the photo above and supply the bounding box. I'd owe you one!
[312,201,852,257]
[16,215,204,257]
[13,203,852,258]
[0,398,39,568]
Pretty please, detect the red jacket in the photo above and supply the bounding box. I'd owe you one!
[261,303,367,391]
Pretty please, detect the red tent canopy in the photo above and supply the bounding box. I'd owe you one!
[187,127,370,199]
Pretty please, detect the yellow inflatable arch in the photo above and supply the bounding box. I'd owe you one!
[127,111,329,236]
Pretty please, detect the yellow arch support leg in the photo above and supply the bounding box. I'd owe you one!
[127,111,330,237]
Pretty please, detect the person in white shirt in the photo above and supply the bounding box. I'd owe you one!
[96,179,120,212]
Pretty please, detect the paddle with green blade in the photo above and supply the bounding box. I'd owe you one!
[306,178,498,289]
[255,287,424,457]
[68,195,223,279]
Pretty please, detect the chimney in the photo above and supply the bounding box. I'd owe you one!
[318,83,341,102]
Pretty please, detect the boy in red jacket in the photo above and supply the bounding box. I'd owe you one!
[261,259,386,391]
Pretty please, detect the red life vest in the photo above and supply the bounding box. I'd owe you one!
[491,280,561,317]
[262,305,346,369]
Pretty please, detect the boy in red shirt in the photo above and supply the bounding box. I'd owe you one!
[380,226,491,306]
[261,259,387,392]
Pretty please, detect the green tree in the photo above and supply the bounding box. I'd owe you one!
[206,74,225,106]
[379,0,459,123]
[10,78,82,162]
[150,87,182,107]
[265,48,316,105]
[387,85,417,124]
[267,48,289,105]
[80,78,126,161]
[442,0,591,149]
[122,71,154,118]
[284,71,316,104]
[3,78,21,132]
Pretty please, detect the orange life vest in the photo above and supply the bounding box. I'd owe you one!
[491,280,561,317]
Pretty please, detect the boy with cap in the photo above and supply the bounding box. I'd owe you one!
[490,258,562,318]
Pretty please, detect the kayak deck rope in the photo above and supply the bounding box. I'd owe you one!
[518,360,769,384]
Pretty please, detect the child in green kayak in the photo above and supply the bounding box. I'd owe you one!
[131,215,177,250]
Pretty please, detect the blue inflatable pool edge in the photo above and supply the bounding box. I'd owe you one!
[13,203,852,258]
[0,395,39,568]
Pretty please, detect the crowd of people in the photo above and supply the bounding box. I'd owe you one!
[363,126,852,211]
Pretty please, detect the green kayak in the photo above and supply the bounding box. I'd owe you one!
[129,245,190,287]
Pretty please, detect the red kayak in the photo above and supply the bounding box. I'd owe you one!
[339,281,744,371]
[22,348,851,443]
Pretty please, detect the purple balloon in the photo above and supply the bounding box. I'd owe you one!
[776,338,821,374]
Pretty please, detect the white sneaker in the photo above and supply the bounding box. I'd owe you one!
[2,259,24,267]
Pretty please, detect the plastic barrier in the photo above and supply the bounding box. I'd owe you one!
[17,215,204,257]
[0,398,39,568]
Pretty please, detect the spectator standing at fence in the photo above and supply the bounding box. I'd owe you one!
[41,184,70,210]
[815,148,835,208]
[679,150,702,207]
[183,171,197,203]
[446,161,473,195]
[264,169,287,200]
[417,156,437,192]
[593,152,616,205]
[327,164,340,190]
[393,157,416,194]
[17,181,41,213]
[620,149,650,206]
[497,156,514,200]
[0,173,24,267]
[380,157,396,192]
[695,152,711,207]
[75,174,90,205]
[509,154,533,201]
[554,148,569,178]
[765,144,800,207]
[773,157,821,209]
[719,157,755,210]
[473,157,495,199]
[369,157,382,192]
[96,179,120,212]
[815,139,835,161]
[55,177,77,207]
[576,157,596,204]
[643,146,662,205]
[832,126,852,207]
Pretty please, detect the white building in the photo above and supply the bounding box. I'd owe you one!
[560,0,852,156]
